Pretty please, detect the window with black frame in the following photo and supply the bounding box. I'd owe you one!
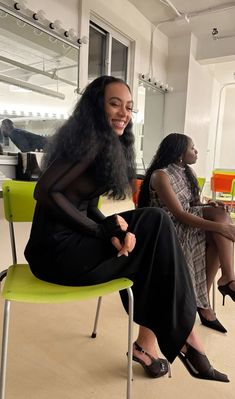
[88,21,129,82]
[111,37,128,81]
[88,23,106,81]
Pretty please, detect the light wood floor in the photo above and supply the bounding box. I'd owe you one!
[0,197,234,398]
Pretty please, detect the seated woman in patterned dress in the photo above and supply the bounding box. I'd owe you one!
[138,133,235,333]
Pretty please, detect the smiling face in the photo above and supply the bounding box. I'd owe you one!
[104,82,133,136]
[182,137,198,165]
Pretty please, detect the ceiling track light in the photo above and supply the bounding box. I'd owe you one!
[0,1,86,49]
[32,9,46,21]
[14,1,27,12]
[139,73,173,93]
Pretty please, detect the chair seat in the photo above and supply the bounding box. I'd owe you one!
[2,264,133,304]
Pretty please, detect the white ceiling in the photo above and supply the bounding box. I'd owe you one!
[129,0,235,83]
[128,0,235,37]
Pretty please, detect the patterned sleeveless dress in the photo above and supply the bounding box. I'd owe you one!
[150,163,209,309]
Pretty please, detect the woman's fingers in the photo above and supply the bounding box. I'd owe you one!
[111,232,136,257]
[111,236,122,251]
[124,232,136,252]
[118,233,136,257]
[116,214,128,231]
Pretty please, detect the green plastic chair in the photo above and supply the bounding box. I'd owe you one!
[0,180,134,399]
[230,179,235,219]
[197,177,206,193]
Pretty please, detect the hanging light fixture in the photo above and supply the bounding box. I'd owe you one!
[139,73,173,93]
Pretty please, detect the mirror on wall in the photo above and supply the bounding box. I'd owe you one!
[213,84,235,170]
[134,81,165,174]
[0,6,80,153]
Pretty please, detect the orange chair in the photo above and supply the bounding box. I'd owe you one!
[132,177,143,208]
[211,174,235,194]
[210,173,235,205]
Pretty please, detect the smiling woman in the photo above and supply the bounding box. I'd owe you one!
[104,82,133,136]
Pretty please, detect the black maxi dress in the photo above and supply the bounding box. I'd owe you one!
[24,156,197,364]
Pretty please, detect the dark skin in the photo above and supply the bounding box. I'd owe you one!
[150,137,235,321]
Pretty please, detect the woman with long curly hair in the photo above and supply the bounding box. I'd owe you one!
[138,133,235,334]
[25,77,228,382]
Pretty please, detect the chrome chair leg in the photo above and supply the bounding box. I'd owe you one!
[212,280,216,311]
[126,287,134,399]
[0,271,7,283]
[0,300,11,399]
[91,289,134,399]
[91,297,102,338]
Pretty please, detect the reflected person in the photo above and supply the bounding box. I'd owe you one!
[0,119,47,152]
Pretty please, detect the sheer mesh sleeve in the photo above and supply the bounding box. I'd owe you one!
[87,197,106,223]
[34,155,126,241]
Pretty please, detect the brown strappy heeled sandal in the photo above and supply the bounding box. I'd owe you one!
[132,341,170,378]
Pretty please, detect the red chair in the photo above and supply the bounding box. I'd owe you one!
[211,174,235,194]
[132,178,143,208]
[211,173,235,205]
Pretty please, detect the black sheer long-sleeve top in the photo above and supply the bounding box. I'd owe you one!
[29,151,126,244]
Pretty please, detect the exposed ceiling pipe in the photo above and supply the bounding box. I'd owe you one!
[47,63,78,72]
[0,55,77,87]
[162,0,182,17]
[154,2,235,26]
[188,2,235,18]
[0,74,65,99]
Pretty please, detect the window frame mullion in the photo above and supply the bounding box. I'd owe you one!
[105,32,112,75]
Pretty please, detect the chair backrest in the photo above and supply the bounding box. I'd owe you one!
[211,173,235,194]
[2,180,36,222]
[132,178,143,207]
[213,168,235,175]
[197,177,206,192]
[230,179,235,201]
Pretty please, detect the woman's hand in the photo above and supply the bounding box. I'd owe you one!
[208,200,229,211]
[116,214,128,231]
[111,232,136,257]
[219,223,235,241]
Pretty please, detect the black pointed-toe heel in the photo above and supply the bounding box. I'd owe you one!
[178,343,229,383]
[132,342,170,378]
[197,308,227,333]
[218,280,235,305]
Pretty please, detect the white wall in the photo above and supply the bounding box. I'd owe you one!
[219,85,235,168]
[143,90,165,165]
[184,35,215,177]
[205,78,221,178]
[164,35,191,135]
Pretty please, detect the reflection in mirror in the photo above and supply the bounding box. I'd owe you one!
[134,81,165,174]
[213,83,235,170]
[0,7,79,153]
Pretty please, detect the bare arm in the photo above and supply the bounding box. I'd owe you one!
[150,170,225,234]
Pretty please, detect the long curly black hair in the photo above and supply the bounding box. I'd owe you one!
[138,133,200,207]
[43,75,136,199]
